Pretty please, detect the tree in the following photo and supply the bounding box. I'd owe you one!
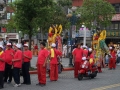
[38,0,72,39]
[7,0,55,50]
[41,0,72,32]
[76,0,115,29]
[7,0,72,48]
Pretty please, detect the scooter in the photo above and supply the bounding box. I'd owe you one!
[78,60,98,81]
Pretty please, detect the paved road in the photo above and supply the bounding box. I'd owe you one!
[3,64,120,90]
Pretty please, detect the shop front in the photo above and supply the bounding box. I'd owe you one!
[106,30,120,47]
[1,33,19,43]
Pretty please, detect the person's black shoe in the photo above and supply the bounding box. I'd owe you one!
[113,68,116,70]
[0,87,3,89]
[108,68,112,70]
[21,82,26,84]
[26,83,31,85]
[36,83,41,86]
[4,80,7,83]
[40,84,46,87]
[7,81,11,84]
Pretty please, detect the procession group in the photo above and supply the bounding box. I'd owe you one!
[0,39,117,89]
[0,41,63,89]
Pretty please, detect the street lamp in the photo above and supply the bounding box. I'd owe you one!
[67,6,80,67]
[82,24,87,46]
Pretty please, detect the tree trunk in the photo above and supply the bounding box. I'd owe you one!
[28,30,32,67]
[28,30,32,50]
[41,28,43,41]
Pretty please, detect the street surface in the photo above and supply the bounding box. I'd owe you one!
[3,57,120,90]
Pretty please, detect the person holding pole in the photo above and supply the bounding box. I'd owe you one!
[49,43,62,81]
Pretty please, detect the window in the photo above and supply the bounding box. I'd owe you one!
[7,13,11,19]
[115,7,120,13]
[0,5,3,11]
[12,0,15,3]
[106,26,110,30]
[115,23,119,30]
[119,23,120,29]
[7,0,11,3]
[109,22,120,30]
[110,24,114,30]
[112,3,120,13]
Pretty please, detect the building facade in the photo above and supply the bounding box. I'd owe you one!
[72,0,120,46]
[0,0,19,43]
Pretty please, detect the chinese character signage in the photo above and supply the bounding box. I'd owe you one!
[112,14,120,21]
[107,31,120,37]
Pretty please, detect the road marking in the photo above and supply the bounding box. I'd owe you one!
[91,83,120,90]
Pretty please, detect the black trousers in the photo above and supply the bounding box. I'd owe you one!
[0,71,4,88]
[4,63,12,82]
[22,62,31,84]
[13,67,20,84]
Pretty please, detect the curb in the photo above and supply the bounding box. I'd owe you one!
[29,67,74,74]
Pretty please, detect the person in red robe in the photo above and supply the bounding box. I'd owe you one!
[0,45,5,89]
[36,42,49,87]
[109,46,116,70]
[49,43,62,81]
[72,43,83,78]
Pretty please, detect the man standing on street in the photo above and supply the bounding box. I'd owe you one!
[49,43,62,81]
[12,44,22,87]
[4,43,15,83]
[22,44,32,85]
[36,42,49,87]
[72,43,83,78]
[0,45,5,89]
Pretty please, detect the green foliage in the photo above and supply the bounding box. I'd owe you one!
[76,0,115,29]
[58,0,72,7]
[7,0,72,34]
[7,0,55,35]
[6,0,56,50]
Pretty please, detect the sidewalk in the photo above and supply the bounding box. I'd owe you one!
[30,57,74,74]
[31,57,71,68]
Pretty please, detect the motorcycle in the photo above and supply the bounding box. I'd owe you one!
[78,59,98,81]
